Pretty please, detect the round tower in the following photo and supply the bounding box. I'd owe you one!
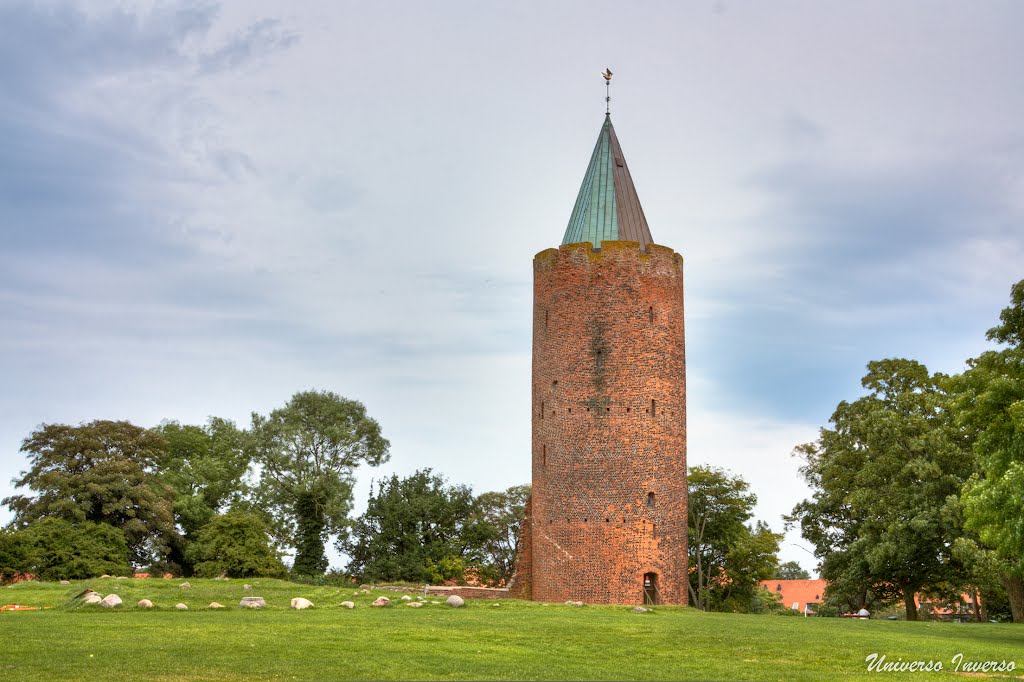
[526,114,687,605]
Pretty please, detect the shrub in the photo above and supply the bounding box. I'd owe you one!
[185,512,287,578]
[2,518,132,580]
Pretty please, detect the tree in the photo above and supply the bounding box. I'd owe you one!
[775,561,811,580]
[154,418,252,574]
[3,420,178,566]
[250,391,389,575]
[184,512,286,578]
[687,466,781,612]
[341,469,487,583]
[789,359,974,620]
[950,279,1024,622]
[0,518,132,581]
[473,484,531,584]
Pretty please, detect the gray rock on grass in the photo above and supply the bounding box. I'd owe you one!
[175,603,188,610]
[208,602,225,609]
[401,595,412,601]
[179,582,191,589]
[99,594,122,608]
[340,601,355,609]
[137,599,154,608]
[406,601,423,608]
[83,593,103,604]
[240,597,266,609]
[371,596,390,607]
[291,597,314,610]
[446,595,465,608]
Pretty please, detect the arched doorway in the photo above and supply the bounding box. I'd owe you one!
[643,572,659,605]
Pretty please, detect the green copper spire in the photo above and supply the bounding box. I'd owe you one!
[562,114,653,251]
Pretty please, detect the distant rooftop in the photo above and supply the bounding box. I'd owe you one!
[562,114,653,251]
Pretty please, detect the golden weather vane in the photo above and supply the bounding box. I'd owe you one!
[603,68,613,114]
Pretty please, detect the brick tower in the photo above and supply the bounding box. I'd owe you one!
[514,113,687,605]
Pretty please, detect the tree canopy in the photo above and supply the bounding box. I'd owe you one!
[688,465,781,612]
[250,390,390,575]
[775,561,811,581]
[341,469,491,583]
[0,518,132,581]
[472,484,531,584]
[950,279,1024,621]
[184,512,286,578]
[789,359,973,620]
[3,420,177,566]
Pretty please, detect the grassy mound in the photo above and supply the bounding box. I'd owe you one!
[1,578,1021,680]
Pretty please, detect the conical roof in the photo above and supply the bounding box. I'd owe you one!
[562,114,653,251]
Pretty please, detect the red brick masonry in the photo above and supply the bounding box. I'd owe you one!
[516,240,688,605]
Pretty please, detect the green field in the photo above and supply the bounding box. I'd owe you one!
[0,579,1020,681]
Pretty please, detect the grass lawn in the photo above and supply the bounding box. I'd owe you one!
[1,578,1021,681]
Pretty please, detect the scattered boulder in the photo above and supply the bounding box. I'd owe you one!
[99,575,112,579]
[99,594,122,608]
[175,603,188,610]
[340,601,355,609]
[115,576,128,580]
[400,595,412,601]
[83,593,103,605]
[59,580,70,585]
[430,601,440,605]
[137,599,154,608]
[564,600,585,607]
[243,584,253,591]
[371,596,390,607]
[417,596,426,601]
[631,607,650,613]
[240,597,266,609]
[492,603,501,607]
[446,596,465,608]
[291,597,314,610]
[208,602,225,609]
[406,601,423,608]
[359,584,371,589]
[360,589,371,594]
[179,582,191,589]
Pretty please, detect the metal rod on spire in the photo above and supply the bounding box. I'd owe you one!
[602,68,613,114]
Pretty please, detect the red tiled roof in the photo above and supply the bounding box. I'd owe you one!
[761,579,828,612]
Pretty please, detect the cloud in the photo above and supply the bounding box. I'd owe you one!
[686,131,1024,422]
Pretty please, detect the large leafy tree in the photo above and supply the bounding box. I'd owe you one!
[3,420,178,566]
[154,418,252,574]
[250,390,389,575]
[688,465,781,612]
[950,279,1024,622]
[789,359,973,620]
[341,469,488,583]
[473,484,531,584]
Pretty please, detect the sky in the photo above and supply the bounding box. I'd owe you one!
[2,0,1023,575]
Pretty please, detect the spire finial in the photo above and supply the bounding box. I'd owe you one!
[602,68,613,115]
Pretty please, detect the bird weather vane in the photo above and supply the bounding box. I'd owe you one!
[603,68,613,114]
